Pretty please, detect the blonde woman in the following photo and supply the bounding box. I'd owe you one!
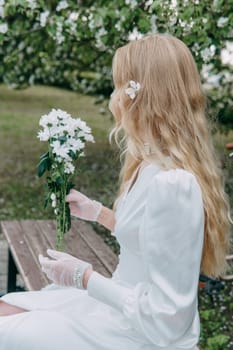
[0,34,231,350]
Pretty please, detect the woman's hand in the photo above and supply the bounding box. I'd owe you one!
[66,189,116,231]
[66,189,102,222]
[39,249,93,290]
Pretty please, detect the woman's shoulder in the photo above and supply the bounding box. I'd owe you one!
[145,164,202,196]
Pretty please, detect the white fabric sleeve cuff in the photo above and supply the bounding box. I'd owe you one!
[87,271,132,313]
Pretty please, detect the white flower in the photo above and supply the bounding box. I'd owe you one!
[125,0,137,9]
[145,0,153,7]
[229,152,233,157]
[200,45,216,62]
[0,5,4,18]
[50,193,56,201]
[67,138,84,151]
[150,14,157,33]
[29,75,35,85]
[64,162,75,174]
[0,23,8,34]
[26,0,37,9]
[221,41,233,66]
[56,0,69,11]
[125,80,141,100]
[217,17,228,28]
[37,129,50,141]
[69,12,79,21]
[128,27,143,41]
[75,119,91,133]
[51,193,57,208]
[97,27,107,37]
[40,10,49,27]
[115,21,121,31]
[84,134,95,142]
[55,22,65,44]
[56,109,70,120]
[51,141,71,160]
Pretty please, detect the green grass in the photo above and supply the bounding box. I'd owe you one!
[0,84,232,349]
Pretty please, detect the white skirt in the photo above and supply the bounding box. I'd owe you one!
[0,284,154,350]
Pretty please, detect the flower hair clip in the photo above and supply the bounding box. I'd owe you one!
[125,80,141,100]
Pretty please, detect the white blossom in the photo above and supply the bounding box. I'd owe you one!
[115,21,121,31]
[145,0,153,8]
[50,193,56,201]
[125,0,137,9]
[67,138,85,151]
[69,12,79,21]
[26,46,33,54]
[38,109,94,181]
[51,193,57,207]
[200,45,216,62]
[37,129,50,141]
[75,119,91,133]
[201,64,221,90]
[0,5,4,18]
[128,27,143,41]
[56,22,65,44]
[0,23,8,34]
[64,162,75,174]
[52,142,71,160]
[97,27,107,37]
[84,134,94,142]
[26,0,37,9]
[217,17,228,28]
[29,75,35,85]
[150,15,157,33]
[221,41,233,66]
[56,1,69,11]
[40,10,49,27]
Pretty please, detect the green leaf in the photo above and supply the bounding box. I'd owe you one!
[68,150,76,160]
[37,158,47,177]
[40,151,49,160]
[56,177,64,185]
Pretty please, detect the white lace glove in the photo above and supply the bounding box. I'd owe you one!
[66,189,103,222]
[39,249,93,289]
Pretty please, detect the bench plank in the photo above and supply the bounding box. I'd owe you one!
[0,220,118,292]
[1,221,48,291]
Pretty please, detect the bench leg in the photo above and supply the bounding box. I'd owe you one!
[7,249,18,293]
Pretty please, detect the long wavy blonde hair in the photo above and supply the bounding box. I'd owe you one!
[109,33,232,278]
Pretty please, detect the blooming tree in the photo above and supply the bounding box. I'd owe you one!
[0,0,232,128]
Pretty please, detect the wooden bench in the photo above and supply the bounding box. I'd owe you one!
[0,220,118,292]
[0,220,232,294]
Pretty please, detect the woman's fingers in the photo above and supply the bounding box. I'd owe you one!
[66,189,80,203]
[47,249,69,260]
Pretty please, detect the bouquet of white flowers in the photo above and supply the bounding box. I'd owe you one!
[37,108,94,249]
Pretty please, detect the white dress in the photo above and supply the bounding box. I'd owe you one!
[0,163,204,350]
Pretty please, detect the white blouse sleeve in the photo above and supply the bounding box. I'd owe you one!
[87,169,204,347]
